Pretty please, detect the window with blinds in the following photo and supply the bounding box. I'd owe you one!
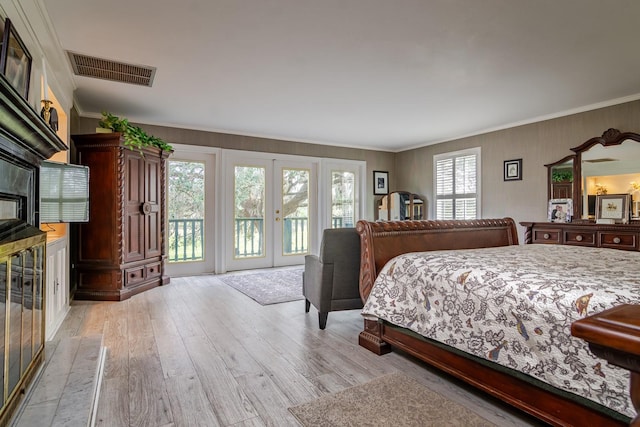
[434,148,480,220]
[40,161,90,223]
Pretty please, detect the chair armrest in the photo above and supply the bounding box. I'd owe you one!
[303,255,334,310]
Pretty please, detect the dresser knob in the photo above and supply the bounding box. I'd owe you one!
[613,237,621,244]
[543,233,550,239]
[576,235,583,242]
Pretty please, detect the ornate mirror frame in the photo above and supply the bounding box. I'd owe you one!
[557,128,640,221]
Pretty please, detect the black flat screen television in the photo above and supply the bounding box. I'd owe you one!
[39,160,89,223]
[588,194,596,217]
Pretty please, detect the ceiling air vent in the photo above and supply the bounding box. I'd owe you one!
[584,158,618,163]
[67,51,156,87]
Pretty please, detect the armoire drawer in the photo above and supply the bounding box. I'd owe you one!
[125,266,145,286]
[145,262,162,279]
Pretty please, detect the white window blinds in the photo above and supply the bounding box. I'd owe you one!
[434,148,480,220]
[40,161,90,223]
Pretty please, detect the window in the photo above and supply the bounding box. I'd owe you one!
[330,170,356,228]
[434,147,480,220]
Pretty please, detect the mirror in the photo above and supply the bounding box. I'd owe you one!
[377,191,425,220]
[547,129,640,221]
[546,155,575,200]
[580,139,640,219]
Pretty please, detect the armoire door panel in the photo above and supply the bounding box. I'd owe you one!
[146,157,160,204]
[126,153,143,203]
[125,213,145,262]
[124,151,146,262]
[146,211,162,258]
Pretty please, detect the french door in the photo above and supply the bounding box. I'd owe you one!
[165,147,217,277]
[224,153,317,271]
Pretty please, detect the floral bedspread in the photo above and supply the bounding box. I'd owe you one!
[361,244,640,418]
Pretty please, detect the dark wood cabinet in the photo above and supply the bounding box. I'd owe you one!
[71,133,170,300]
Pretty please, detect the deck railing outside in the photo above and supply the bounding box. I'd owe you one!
[168,219,204,262]
[169,216,354,262]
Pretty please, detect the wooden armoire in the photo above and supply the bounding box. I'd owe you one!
[71,132,171,300]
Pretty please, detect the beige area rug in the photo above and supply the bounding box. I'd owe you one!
[217,266,304,305]
[289,372,496,427]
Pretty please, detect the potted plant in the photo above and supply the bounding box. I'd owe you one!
[98,112,172,152]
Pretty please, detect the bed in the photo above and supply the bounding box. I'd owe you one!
[356,218,640,426]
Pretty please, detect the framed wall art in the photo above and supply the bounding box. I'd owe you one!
[596,194,630,224]
[373,170,389,195]
[0,18,32,100]
[504,159,522,181]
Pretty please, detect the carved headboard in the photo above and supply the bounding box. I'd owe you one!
[355,218,519,301]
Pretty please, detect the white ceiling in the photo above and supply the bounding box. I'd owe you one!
[44,0,640,152]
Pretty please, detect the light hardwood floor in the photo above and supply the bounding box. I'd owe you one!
[49,273,546,427]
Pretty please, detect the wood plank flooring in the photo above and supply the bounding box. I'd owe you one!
[50,273,546,427]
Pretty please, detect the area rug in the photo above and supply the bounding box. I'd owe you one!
[289,372,496,427]
[218,266,304,305]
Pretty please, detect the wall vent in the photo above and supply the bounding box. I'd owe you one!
[67,51,156,87]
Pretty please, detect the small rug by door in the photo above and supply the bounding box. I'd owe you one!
[289,372,495,427]
[218,266,304,305]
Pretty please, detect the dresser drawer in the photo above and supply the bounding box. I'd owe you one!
[564,230,596,246]
[531,228,561,244]
[598,232,638,250]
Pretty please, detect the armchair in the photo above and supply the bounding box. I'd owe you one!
[303,228,363,329]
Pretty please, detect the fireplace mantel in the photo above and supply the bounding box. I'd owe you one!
[0,74,66,164]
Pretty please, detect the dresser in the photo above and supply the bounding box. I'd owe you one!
[520,221,640,251]
[71,133,171,300]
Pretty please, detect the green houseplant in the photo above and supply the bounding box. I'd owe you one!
[99,112,173,152]
[551,170,573,182]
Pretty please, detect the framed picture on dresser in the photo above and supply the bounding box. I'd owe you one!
[596,194,630,224]
[548,198,572,223]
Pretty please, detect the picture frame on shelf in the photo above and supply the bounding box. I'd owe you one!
[373,171,389,195]
[504,159,522,181]
[0,18,32,101]
[596,194,630,224]
[548,198,572,223]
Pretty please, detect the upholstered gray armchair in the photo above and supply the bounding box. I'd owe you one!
[303,227,363,329]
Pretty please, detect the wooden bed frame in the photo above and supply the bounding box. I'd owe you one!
[356,218,633,427]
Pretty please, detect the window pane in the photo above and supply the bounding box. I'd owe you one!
[436,158,453,195]
[455,198,477,219]
[282,168,309,255]
[168,161,205,262]
[436,199,454,220]
[234,166,265,258]
[331,171,355,228]
[455,155,477,195]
